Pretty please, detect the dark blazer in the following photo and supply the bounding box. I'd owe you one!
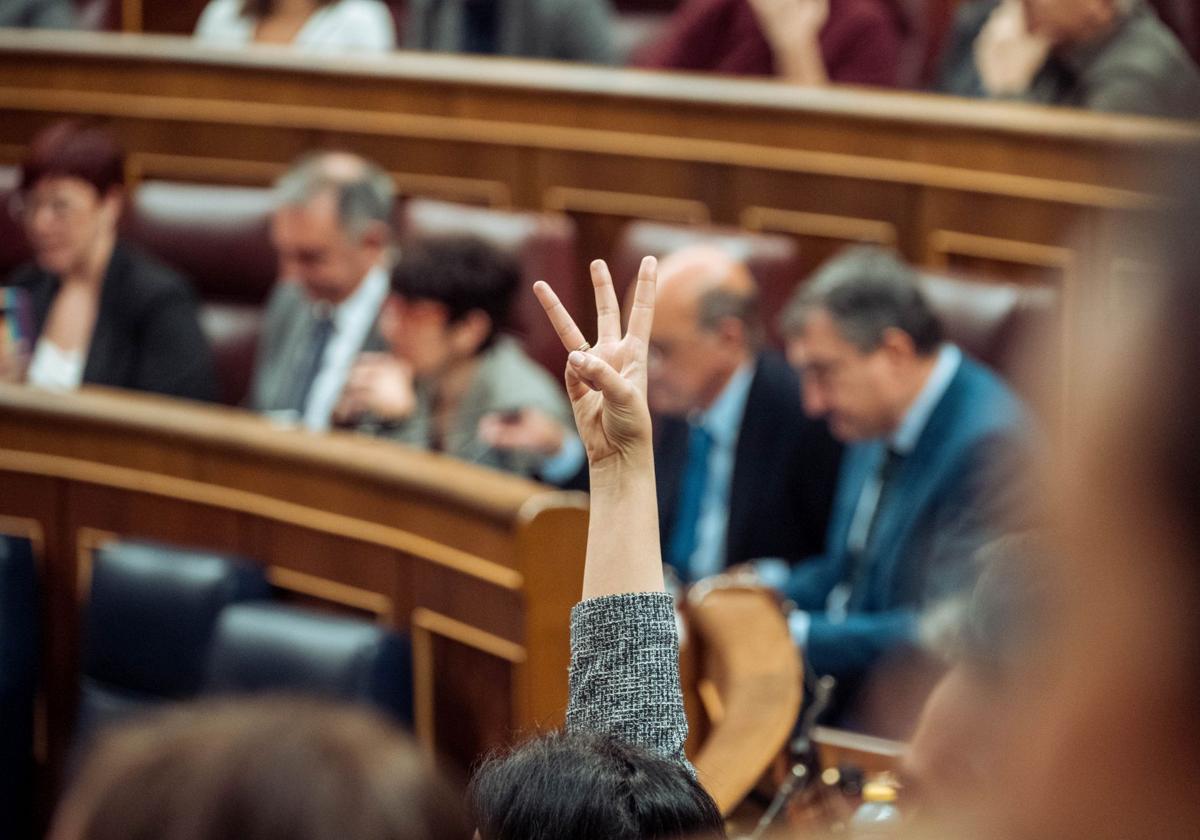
[656,352,842,572]
[8,242,218,402]
[783,356,1032,685]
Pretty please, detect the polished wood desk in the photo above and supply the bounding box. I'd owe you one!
[0,384,588,790]
[0,29,1195,367]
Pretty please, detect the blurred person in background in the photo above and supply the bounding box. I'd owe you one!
[49,697,466,840]
[955,160,1200,840]
[0,0,76,28]
[939,0,1200,119]
[336,235,574,476]
[403,0,616,64]
[249,151,394,430]
[195,0,395,52]
[634,0,904,87]
[3,121,217,400]
[901,533,1051,824]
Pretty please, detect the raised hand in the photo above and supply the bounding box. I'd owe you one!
[974,0,1052,96]
[747,0,831,85]
[533,256,657,469]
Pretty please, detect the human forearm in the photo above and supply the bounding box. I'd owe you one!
[582,450,664,599]
[773,33,828,85]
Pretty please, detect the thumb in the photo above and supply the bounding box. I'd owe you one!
[567,351,637,406]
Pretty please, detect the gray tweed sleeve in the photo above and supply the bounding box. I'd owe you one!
[566,592,692,773]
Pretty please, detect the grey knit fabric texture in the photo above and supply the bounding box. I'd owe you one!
[566,591,693,774]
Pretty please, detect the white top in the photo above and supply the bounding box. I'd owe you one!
[301,264,390,431]
[194,0,396,53]
[27,338,85,391]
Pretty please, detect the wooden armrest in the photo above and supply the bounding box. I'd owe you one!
[685,586,802,815]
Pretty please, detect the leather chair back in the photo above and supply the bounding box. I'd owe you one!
[0,166,31,281]
[609,220,805,347]
[205,603,413,724]
[0,537,37,839]
[77,541,270,746]
[916,271,1059,387]
[398,198,580,375]
[1150,0,1200,63]
[75,0,119,30]
[122,181,278,405]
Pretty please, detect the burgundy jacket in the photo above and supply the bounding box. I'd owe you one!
[634,0,904,87]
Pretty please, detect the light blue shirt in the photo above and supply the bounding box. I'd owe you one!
[889,344,962,455]
[302,264,390,432]
[685,362,755,581]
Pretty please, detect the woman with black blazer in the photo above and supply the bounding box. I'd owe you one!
[4,121,216,402]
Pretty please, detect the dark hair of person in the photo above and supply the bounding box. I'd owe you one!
[779,245,943,355]
[53,696,467,840]
[19,120,125,197]
[240,0,335,19]
[468,730,726,840]
[391,236,520,352]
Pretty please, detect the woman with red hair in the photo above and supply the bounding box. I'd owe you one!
[4,121,217,401]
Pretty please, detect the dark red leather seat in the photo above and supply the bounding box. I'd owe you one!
[75,0,119,30]
[1150,0,1200,63]
[122,181,278,406]
[397,198,581,375]
[0,167,31,280]
[609,219,806,347]
[916,271,1059,404]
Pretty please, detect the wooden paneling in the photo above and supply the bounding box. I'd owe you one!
[0,383,588,802]
[1,30,1192,356]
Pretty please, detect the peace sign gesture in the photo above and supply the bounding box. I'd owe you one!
[533,256,657,472]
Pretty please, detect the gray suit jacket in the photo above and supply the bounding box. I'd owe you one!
[248,281,387,414]
[403,0,616,63]
[0,0,75,27]
[939,0,1200,120]
[363,336,572,476]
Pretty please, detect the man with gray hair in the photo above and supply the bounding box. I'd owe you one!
[759,245,1033,720]
[249,151,396,430]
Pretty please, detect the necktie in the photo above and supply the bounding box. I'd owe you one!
[286,312,335,415]
[666,424,712,583]
[829,447,906,620]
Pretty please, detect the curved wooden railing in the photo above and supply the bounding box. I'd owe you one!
[685,586,803,814]
[0,384,589,791]
[0,383,813,819]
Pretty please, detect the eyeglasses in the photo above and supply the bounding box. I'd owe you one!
[7,191,94,224]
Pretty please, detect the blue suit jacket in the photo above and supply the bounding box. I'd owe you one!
[783,356,1032,684]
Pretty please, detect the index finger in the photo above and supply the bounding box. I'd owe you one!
[533,280,588,354]
[625,255,657,344]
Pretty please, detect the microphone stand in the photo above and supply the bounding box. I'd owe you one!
[742,675,837,839]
